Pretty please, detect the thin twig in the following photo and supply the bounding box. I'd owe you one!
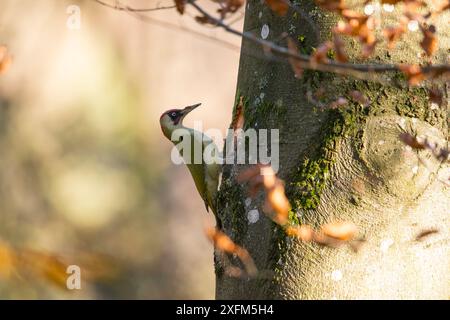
[227,10,245,27]
[93,0,241,52]
[93,0,176,12]
[188,0,450,85]
[91,0,450,86]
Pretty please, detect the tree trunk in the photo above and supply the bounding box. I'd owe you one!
[215,0,449,299]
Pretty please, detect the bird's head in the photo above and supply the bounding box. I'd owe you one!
[160,103,201,139]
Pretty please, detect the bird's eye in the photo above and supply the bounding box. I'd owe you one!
[171,112,177,117]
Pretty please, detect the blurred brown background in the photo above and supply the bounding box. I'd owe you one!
[0,0,242,299]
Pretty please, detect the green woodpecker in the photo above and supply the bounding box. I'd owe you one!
[160,103,221,226]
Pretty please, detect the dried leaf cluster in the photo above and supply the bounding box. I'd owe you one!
[399,132,449,162]
[237,164,361,250]
[0,241,118,288]
[205,227,257,278]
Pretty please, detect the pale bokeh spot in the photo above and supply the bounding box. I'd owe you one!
[261,24,270,40]
[331,270,343,282]
[247,209,260,224]
[380,239,394,253]
[383,4,394,12]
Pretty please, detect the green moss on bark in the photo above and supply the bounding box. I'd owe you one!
[217,177,247,243]
[288,102,365,211]
[287,77,444,215]
[243,99,287,130]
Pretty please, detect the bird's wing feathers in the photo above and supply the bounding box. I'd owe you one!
[202,135,221,213]
[180,129,221,213]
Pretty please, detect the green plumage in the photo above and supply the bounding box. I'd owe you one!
[160,104,221,221]
[175,128,221,214]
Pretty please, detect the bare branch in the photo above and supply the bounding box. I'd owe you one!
[91,0,450,86]
[188,0,450,86]
[93,0,176,12]
[92,0,240,52]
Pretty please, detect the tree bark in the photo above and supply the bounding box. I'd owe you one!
[215,0,449,299]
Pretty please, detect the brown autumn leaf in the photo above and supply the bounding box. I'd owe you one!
[435,0,450,13]
[399,132,426,149]
[174,0,186,14]
[383,24,406,49]
[428,87,443,106]
[310,41,332,65]
[218,0,245,18]
[247,174,268,197]
[381,0,404,4]
[18,250,69,288]
[334,20,356,36]
[0,242,118,288]
[334,13,377,58]
[380,0,424,15]
[206,227,237,252]
[341,9,367,22]
[234,248,258,277]
[259,165,278,188]
[0,242,68,287]
[205,227,257,277]
[238,165,291,226]
[311,232,343,247]
[265,0,289,16]
[285,225,314,241]
[0,242,16,278]
[237,165,273,197]
[0,45,12,75]
[195,15,215,25]
[361,38,377,58]
[238,166,363,250]
[260,169,290,217]
[399,133,449,162]
[404,0,426,16]
[265,181,291,225]
[321,221,358,241]
[399,64,426,85]
[236,164,262,183]
[420,25,438,57]
[333,36,348,62]
[285,224,361,248]
[232,96,245,131]
[287,37,304,78]
[315,0,345,12]
[74,253,120,281]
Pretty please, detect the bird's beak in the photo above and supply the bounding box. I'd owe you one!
[180,103,201,116]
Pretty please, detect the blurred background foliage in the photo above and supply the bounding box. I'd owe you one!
[0,0,241,298]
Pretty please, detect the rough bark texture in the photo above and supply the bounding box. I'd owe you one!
[215,0,449,299]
